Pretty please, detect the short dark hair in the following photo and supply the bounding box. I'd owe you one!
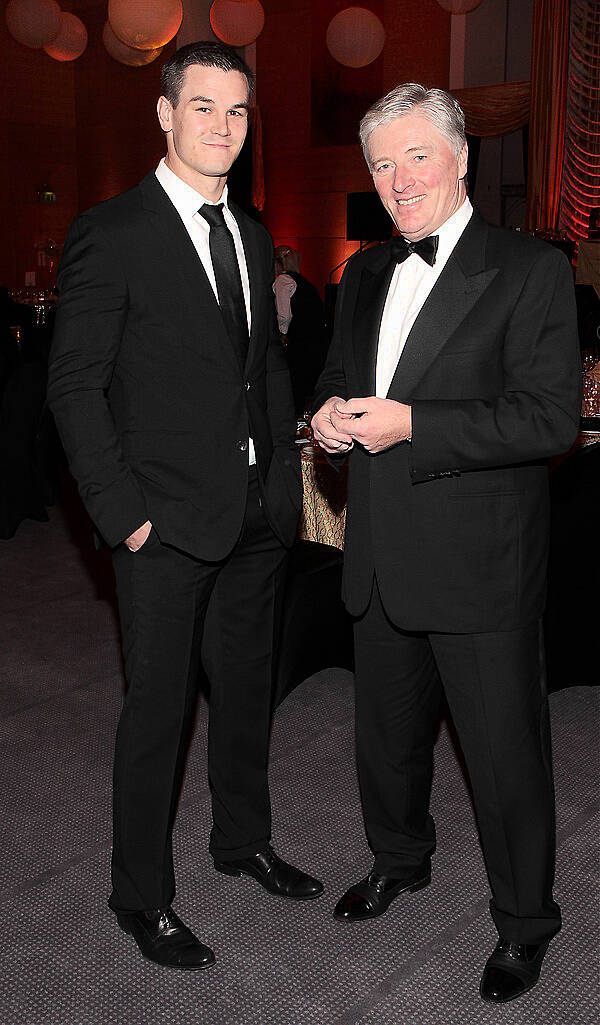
[160,40,255,108]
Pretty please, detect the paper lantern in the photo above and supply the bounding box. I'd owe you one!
[435,0,483,12]
[102,21,163,66]
[5,0,61,49]
[44,12,88,61]
[210,0,265,47]
[326,7,385,69]
[108,0,182,50]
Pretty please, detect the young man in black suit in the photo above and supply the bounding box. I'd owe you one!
[312,83,581,1003]
[48,41,322,971]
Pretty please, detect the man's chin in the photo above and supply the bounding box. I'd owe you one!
[390,212,427,240]
[393,223,428,242]
[198,161,235,178]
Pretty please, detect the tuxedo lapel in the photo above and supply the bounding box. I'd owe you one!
[353,247,396,394]
[139,174,244,373]
[387,211,498,401]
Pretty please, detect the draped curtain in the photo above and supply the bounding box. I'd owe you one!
[249,106,265,212]
[525,0,570,233]
[559,0,600,240]
[453,81,530,137]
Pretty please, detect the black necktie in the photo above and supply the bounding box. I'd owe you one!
[199,203,249,364]
[391,234,439,266]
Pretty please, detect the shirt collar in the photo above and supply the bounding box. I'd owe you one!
[155,157,229,221]
[399,197,472,263]
[428,197,473,264]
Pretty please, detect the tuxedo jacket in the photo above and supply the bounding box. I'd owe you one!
[314,210,581,633]
[48,172,301,560]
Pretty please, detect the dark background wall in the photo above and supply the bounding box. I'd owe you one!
[1,0,532,295]
[0,0,175,289]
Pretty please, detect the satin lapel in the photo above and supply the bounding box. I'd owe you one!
[387,212,498,401]
[139,174,243,372]
[230,204,261,373]
[353,251,396,394]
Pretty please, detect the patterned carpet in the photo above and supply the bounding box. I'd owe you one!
[1,508,598,1025]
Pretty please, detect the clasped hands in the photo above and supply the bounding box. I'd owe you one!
[312,396,412,455]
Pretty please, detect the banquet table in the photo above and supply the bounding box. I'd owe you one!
[545,428,600,690]
[297,444,347,549]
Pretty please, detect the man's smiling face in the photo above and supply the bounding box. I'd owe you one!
[368,112,468,241]
[157,63,249,193]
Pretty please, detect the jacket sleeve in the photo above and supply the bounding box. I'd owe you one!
[409,248,582,482]
[47,214,148,546]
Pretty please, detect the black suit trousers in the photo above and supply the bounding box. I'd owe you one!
[354,583,562,945]
[108,472,286,912]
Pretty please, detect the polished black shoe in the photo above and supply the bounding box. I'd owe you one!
[214,845,324,901]
[479,938,550,1003]
[333,865,431,922]
[116,906,216,970]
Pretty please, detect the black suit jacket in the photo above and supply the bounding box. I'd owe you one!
[314,210,581,633]
[48,173,301,558]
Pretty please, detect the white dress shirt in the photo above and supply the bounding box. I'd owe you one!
[376,198,473,398]
[155,158,255,464]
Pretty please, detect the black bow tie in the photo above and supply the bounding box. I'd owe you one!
[391,235,439,267]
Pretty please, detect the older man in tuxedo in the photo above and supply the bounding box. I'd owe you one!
[48,41,323,971]
[312,83,580,1003]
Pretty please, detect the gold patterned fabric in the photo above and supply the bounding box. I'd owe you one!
[298,446,347,550]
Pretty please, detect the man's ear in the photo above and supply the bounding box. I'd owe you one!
[458,141,468,181]
[157,95,172,134]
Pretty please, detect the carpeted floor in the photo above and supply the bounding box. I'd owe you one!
[1,507,598,1025]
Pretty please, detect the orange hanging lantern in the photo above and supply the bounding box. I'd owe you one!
[102,21,163,66]
[5,0,61,49]
[326,7,385,69]
[44,12,88,61]
[210,0,265,47]
[108,0,183,51]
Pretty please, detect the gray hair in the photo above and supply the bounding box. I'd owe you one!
[359,83,466,164]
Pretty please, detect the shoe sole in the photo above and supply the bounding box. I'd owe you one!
[116,915,216,971]
[214,862,324,901]
[333,874,431,922]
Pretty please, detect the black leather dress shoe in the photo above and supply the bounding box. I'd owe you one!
[480,938,550,1003]
[116,907,216,970]
[214,845,324,900]
[334,865,431,922]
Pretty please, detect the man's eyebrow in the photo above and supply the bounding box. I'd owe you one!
[187,95,249,110]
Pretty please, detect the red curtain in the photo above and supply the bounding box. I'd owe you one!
[525,0,570,232]
[249,106,265,212]
[559,0,600,240]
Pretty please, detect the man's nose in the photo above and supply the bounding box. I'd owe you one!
[392,167,415,193]
[212,113,231,136]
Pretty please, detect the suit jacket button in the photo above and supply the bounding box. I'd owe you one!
[238,440,248,452]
